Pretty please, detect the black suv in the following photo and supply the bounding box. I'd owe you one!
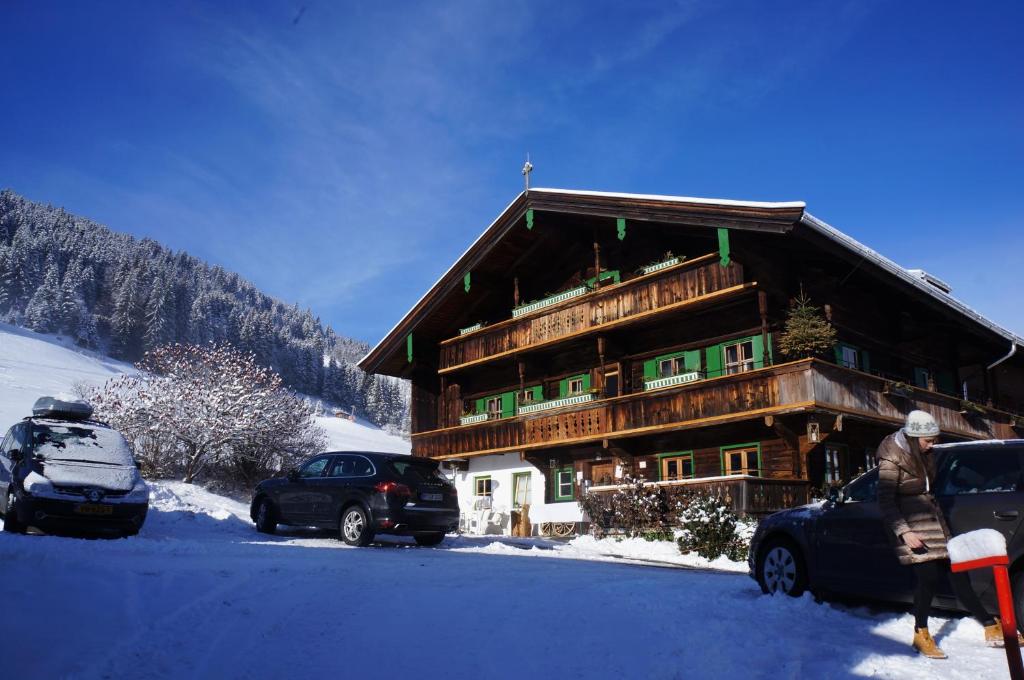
[250,451,459,547]
[750,439,1024,621]
[0,397,150,536]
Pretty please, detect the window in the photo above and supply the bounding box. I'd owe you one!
[474,476,493,497]
[568,377,585,395]
[328,454,375,478]
[723,341,756,375]
[486,396,503,418]
[721,444,761,476]
[937,449,1022,496]
[844,469,879,503]
[824,445,846,484]
[840,346,860,370]
[299,456,330,478]
[553,467,575,501]
[591,463,615,485]
[863,447,878,473]
[0,431,11,459]
[659,452,694,481]
[520,390,535,404]
[604,369,619,397]
[513,472,532,508]
[658,356,686,379]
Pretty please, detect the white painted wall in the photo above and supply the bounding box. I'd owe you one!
[445,453,583,535]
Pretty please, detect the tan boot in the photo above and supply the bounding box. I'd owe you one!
[913,628,947,659]
[984,618,1024,648]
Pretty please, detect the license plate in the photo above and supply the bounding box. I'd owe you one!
[75,504,113,516]
[420,493,443,502]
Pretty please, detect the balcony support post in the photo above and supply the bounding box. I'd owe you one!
[597,336,606,397]
[518,359,526,401]
[513,276,520,308]
[593,239,601,284]
[758,291,770,367]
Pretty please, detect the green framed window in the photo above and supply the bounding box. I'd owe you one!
[657,451,695,481]
[643,349,701,382]
[834,343,870,372]
[558,373,591,398]
[474,475,493,497]
[513,472,532,508]
[705,334,772,378]
[519,385,544,405]
[474,391,517,419]
[720,442,762,477]
[552,466,575,502]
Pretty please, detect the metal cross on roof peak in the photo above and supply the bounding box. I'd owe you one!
[521,154,533,192]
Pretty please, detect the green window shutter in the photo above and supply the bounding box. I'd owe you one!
[833,344,844,365]
[705,344,723,378]
[684,349,701,373]
[936,370,956,394]
[582,373,591,391]
[751,335,765,369]
[913,367,929,388]
[643,359,657,381]
[475,397,486,415]
[860,349,871,374]
[501,391,516,418]
[765,332,774,365]
[531,385,544,401]
[558,378,568,398]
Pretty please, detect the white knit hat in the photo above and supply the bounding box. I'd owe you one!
[903,410,940,438]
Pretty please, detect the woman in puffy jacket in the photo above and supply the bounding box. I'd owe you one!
[877,409,1006,658]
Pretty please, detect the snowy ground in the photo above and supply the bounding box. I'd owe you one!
[0,481,1012,680]
[0,325,1014,678]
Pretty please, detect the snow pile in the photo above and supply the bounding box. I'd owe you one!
[948,528,1008,565]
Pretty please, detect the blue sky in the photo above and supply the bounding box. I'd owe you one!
[2,1,1022,344]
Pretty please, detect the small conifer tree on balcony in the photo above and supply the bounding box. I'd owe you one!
[777,291,837,360]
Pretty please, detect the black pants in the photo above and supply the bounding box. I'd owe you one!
[912,559,995,629]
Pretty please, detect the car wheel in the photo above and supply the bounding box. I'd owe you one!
[757,538,807,596]
[339,505,374,547]
[3,491,25,534]
[414,532,446,547]
[254,498,277,535]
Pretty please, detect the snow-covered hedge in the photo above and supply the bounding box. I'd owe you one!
[674,493,756,562]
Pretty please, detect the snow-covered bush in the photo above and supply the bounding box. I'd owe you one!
[579,475,671,538]
[90,343,325,484]
[674,492,757,562]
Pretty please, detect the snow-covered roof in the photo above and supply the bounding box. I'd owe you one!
[801,212,1024,348]
[359,188,1023,372]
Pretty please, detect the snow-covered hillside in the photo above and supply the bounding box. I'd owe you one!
[0,322,409,454]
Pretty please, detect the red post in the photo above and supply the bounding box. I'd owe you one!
[952,555,1024,680]
[993,564,1024,680]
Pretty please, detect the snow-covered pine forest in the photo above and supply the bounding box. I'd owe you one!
[0,189,408,432]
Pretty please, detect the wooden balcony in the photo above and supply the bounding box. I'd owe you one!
[412,359,1019,459]
[588,476,812,516]
[438,253,749,374]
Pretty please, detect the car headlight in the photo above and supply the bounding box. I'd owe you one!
[22,471,54,497]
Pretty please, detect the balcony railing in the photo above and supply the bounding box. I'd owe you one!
[644,371,702,391]
[438,252,747,373]
[517,392,596,415]
[459,413,490,426]
[511,285,589,318]
[640,256,682,275]
[588,475,811,516]
[413,359,1020,459]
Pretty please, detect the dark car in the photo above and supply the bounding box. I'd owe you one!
[250,451,459,547]
[750,439,1024,620]
[0,397,150,536]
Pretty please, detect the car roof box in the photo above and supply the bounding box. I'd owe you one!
[32,396,94,421]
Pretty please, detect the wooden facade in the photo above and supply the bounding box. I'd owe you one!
[360,189,1024,516]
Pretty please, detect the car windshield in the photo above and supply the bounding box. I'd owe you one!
[31,423,135,466]
[389,460,447,485]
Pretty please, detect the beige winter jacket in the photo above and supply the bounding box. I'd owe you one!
[876,430,950,566]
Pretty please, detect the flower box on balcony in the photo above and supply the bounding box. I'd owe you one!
[459,413,489,426]
[641,256,683,275]
[644,371,702,391]
[459,322,485,335]
[512,285,589,318]
[518,392,596,415]
[959,400,986,417]
[883,381,914,399]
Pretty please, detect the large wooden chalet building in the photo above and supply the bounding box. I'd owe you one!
[359,189,1024,536]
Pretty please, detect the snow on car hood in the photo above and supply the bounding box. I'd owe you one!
[41,460,137,491]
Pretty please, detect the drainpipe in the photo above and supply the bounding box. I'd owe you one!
[988,340,1018,371]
